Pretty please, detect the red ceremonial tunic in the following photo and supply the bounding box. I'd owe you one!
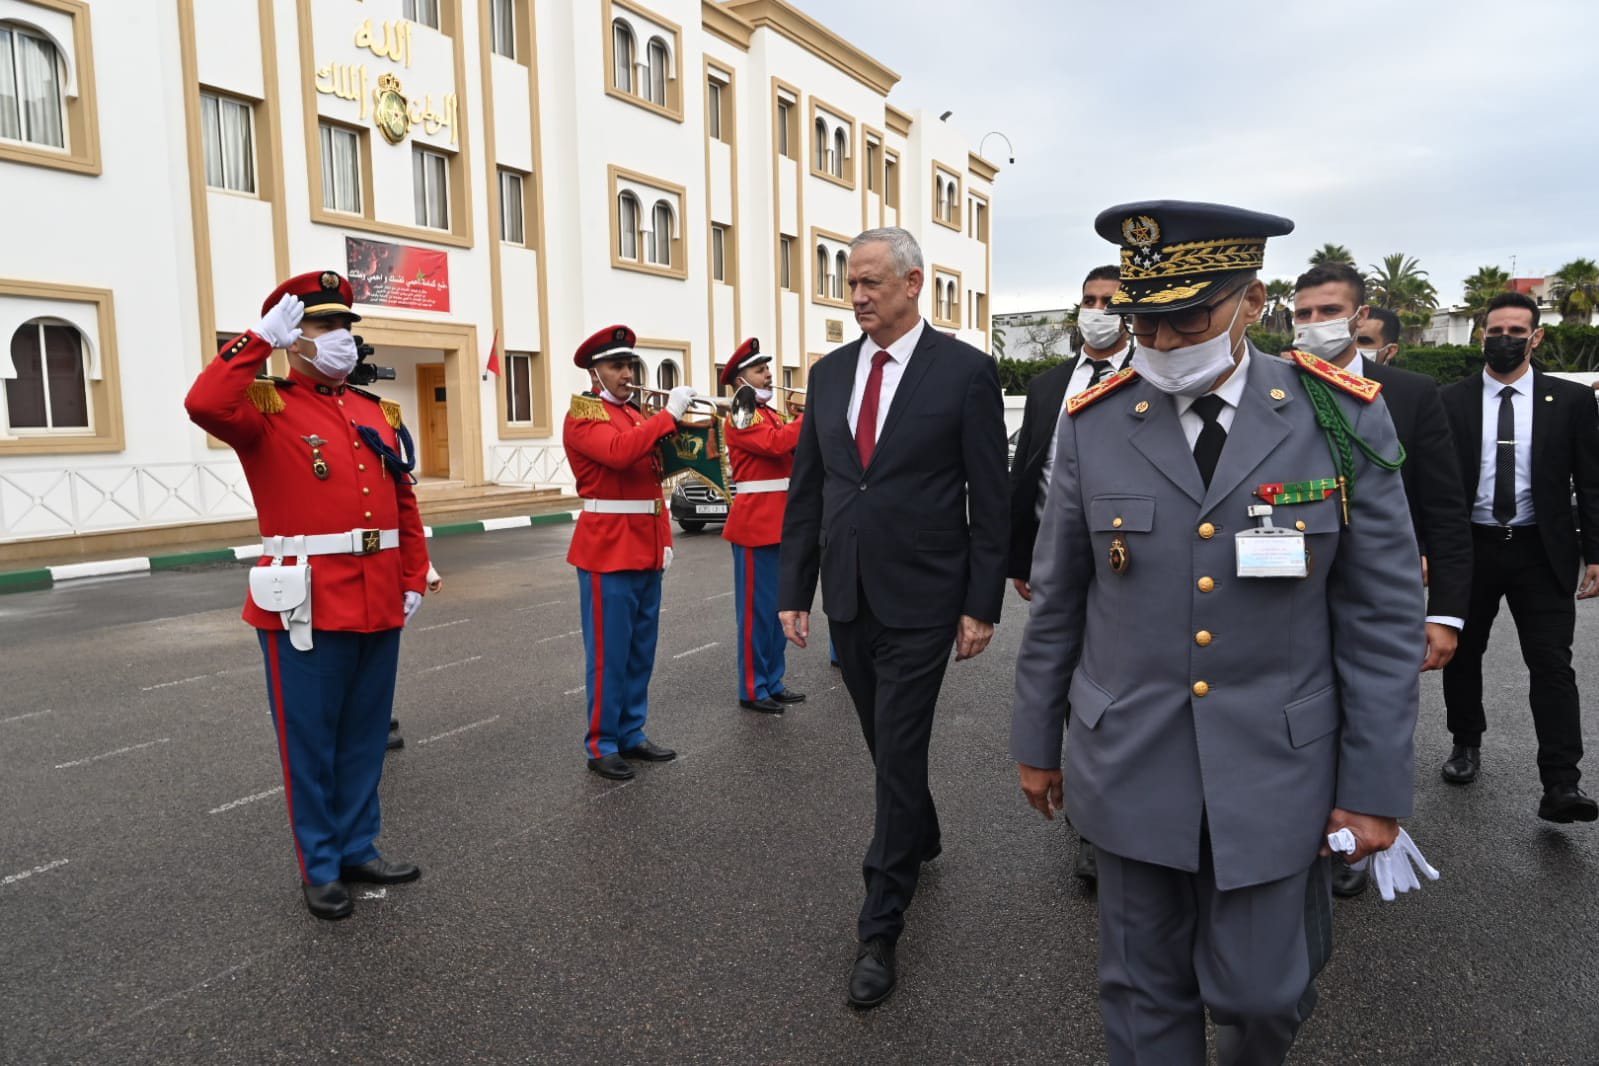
[563,393,677,572]
[184,331,430,632]
[722,406,802,548]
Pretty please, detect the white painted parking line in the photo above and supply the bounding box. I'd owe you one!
[0,708,53,725]
[2,858,68,887]
[703,591,733,601]
[140,674,210,692]
[416,618,470,632]
[414,655,483,675]
[208,786,284,815]
[535,629,581,644]
[54,738,171,770]
[673,641,719,659]
[416,715,501,745]
[513,599,564,613]
[563,685,585,696]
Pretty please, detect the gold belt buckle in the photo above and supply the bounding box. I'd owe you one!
[355,528,382,554]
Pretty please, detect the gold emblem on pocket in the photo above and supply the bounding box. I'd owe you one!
[1108,535,1130,575]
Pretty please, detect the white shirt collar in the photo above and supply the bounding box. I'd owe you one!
[1176,346,1252,415]
[866,317,926,364]
[1483,366,1532,397]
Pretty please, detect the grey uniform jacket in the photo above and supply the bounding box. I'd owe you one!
[1011,347,1422,891]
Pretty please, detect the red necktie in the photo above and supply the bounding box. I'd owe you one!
[856,349,892,467]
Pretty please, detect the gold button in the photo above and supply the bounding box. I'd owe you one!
[1195,630,1212,647]
[1197,576,1215,592]
[337,400,344,407]
[353,441,361,448]
[1112,517,1123,528]
[1295,519,1306,532]
[1198,522,1215,539]
[358,463,366,471]
[362,486,371,495]
[1192,681,1210,697]
[1270,388,1287,401]
[1134,400,1150,414]
[364,510,373,519]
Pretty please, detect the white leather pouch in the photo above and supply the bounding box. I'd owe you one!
[249,537,314,651]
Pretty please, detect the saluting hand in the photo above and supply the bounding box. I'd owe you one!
[954,615,993,660]
[1018,763,1063,820]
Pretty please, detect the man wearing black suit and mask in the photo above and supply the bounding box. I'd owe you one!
[1438,291,1599,824]
[1291,263,1474,895]
[1006,264,1133,888]
[779,226,1007,1010]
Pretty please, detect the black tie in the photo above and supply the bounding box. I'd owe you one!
[1494,386,1517,525]
[1087,359,1112,387]
[1191,394,1227,488]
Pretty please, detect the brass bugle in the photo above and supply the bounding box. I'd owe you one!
[771,385,807,398]
[630,385,732,415]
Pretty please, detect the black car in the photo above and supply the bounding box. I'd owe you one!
[671,478,730,532]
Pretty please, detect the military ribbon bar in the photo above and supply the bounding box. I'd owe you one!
[1255,478,1338,505]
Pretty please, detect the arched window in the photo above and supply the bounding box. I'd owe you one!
[815,245,829,296]
[0,23,67,149]
[645,37,669,105]
[834,250,847,300]
[4,319,88,430]
[946,280,958,322]
[813,118,827,172]
[831,127,847,179]
[656,360,678,391]
[617,191,640,260]
[649,199,673,265]
[935,175,946,220]
[611,20,635,93]
[946,183,958,224]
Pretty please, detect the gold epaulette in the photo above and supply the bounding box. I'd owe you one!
[1289,350,1382,403]
[569,393,610,421]
[379,399,404,429]
[1066,366,1140,416]
[246,379,285,414]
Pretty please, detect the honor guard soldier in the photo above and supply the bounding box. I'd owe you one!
[563,326,698,780]
[184,270,430,921]
[719,339,806,714]
[1011,203,1424,1065]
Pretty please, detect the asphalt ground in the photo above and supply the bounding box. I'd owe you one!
[2,523,1598,1064]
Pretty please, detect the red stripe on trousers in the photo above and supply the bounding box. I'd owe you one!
[266,635,310,884]
[743,548,757,700]
[587,571,606,758]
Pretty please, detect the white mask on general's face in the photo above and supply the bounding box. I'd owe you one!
[1293,316,1356,362]
[308,328,359,379]
[1131,296,1246,397]
[1077,308,1124,350]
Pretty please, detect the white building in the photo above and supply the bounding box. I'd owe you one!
[991,307,1075,362]
[1421,278,1598,346]
[0,0,998,557]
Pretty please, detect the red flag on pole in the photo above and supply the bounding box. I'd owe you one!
[485,328,501,377]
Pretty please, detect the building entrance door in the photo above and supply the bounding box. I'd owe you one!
[416,363,450,478]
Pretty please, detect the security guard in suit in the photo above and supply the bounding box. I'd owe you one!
[1011,203,1423,1065]
[184,271,430,921]
[720,338,807,715]
[563,326,698,780]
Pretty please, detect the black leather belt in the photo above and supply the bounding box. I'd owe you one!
[1471,523,1537,542]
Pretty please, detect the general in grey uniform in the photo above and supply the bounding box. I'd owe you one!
[1011,201,1423,1066]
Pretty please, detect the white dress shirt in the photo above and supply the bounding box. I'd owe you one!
[1472,367,1535,526]
[1174,348,1252,447]
[1036,343,1133,520]
[849,316,926,441]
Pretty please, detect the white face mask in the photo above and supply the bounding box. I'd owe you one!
[753,386,774,403]
[308,328,359,379]
[1293,316,1357,362]
[1131,295,1247,397]
[1078,308,1125,351]
[1357,345,1394,366]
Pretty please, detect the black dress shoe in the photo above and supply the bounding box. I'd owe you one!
[621,740,677,761]
[389,718,400,733]
[1331,862,1369,898]
[341,857,421,884]
[1073,840,1098,884]
[739,697,784,715]
[771,689,807,704]
[1538,783,1599,824]
[303,881,352,920]
[587,753,635,780]
[386,732,404,751]
[847,939,896,1009]
[1441,745,1480,784]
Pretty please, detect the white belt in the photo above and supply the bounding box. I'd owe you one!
[262,528,399,557]
[735,479,789,494]
[582,498,662,515]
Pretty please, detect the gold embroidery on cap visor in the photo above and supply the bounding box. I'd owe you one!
[1112,236,1267,306]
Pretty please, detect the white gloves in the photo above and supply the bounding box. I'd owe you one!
[402,590,423,623]
[255,293,305,350]
[665,385,698,420]
[662,546,674,573]
[1326,827,1439,901]
[426,564,443,593]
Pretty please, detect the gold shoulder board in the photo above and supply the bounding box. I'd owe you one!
[1289,350,1382,403]
[246,379,285,414]
[1066,366,1140,417]
[569,393,609,421]
[378,398,404,429]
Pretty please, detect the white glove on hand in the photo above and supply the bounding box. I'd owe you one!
[665,385,698,420]
[255,293,305,350]
[402,590,423,624]
[662,546,674,573]
[1326,826,1438,902]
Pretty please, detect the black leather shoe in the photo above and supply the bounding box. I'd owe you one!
[1073,840,1098,884]
[847,939,897,1009]
[771,689,807,704]
[621,740,677,762]
[389,718,400,733]
[1331,862,1369,898]
[341,857,421,884]
[587,753,635,780]
[739,697,784,715]
[1539,783,1599,824]
[386,732,404,751]
[921,841,942,864]
[1441,745,1480,784]
[303,881,352,920]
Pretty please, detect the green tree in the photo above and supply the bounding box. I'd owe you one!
[1308,243,1355,267]
[1550,258,1599,325]
[1462,265,1513,336]
[1365,254,1438,314]
[1263,278,1295,332]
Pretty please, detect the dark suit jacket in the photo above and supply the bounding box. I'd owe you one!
[1364,359,1473,619]
[1440,367,1599,591]
[779,326,1009,629]
[1006,351,1132,580]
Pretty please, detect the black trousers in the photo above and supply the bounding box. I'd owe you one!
[830,585,957,944]
[1442,526,1583,787]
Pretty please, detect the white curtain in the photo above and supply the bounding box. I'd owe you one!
[612,23,632,92]
[16,27,62,148]
[651,202,672,265]
[619,194,638,259]
[200,94,223,188]
[500,171,523,244]
[220,97,253,193]
[492,0,515,58]
[0,29,20,141]
[323,126,359,212]
[426,153,448,227]
[647,39,667,105]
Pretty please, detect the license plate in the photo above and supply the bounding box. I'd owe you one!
[695,505,726,515]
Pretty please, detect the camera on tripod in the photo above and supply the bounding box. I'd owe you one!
[347,335,396,386]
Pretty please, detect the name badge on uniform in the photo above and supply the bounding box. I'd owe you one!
[1235,504,1308,578]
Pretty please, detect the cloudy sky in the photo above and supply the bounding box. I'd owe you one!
[799,0,1599,314]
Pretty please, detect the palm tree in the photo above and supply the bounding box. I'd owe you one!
[1365,253,1438,317]
[1308,243,1355,267]
[1462,265,1513,337]
[1264,278,1294,332]
[1550,258,1599,326]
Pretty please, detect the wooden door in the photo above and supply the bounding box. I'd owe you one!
[416,364,450,478]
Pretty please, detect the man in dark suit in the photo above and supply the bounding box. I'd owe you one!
[779,226,1008,1009]
[1007,264,1133,888]
[1439,291,1599,823]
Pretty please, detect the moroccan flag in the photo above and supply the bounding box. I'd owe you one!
[485,329,501,376]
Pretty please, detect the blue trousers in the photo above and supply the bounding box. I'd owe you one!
[257,628,400,885]
[578,567,662,758]
[732,544,787,701]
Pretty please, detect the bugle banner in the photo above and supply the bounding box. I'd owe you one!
[659,419,733,499]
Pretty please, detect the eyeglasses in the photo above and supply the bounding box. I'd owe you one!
[1123,285,1246,339]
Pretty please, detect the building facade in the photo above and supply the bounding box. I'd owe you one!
[0,0,998,551]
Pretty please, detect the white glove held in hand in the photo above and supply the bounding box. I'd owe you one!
[1326,827,1438,901]
[665,385,698,420]
[662,546,673,573]
[255,293,305,350]
[402,590,423,623]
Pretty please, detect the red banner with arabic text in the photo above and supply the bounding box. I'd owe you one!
[345,237,450,312]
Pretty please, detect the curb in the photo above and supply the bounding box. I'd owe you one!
[0,508,576,596]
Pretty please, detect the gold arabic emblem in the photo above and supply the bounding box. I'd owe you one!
[373,72,410,145]
[1121,215,1161,248]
